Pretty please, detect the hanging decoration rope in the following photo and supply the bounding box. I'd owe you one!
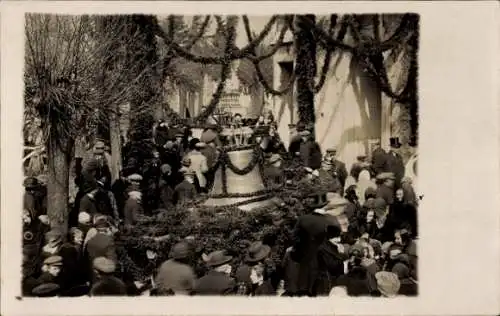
[242,15,296,97]
[154,16,279,65]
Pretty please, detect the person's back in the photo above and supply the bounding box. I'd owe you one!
[155,259,196,295]
[86,233,117,263]
[90,275,127,296]
[194,270,236,295]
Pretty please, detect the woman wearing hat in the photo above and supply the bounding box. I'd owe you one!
[235,241,275,296]
[193,250,236,295]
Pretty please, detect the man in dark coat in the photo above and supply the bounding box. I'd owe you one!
[324,147,348,189]
[375,172,396,206]
[288,122,306,158]
[371,140,387,177]
[386,138,405,189]
[158,164,175,210]
[85,219,117,263]
[263,154,285,188]
[298,130,322,170]
[89,257,127,296]
[173,168,198,206]
[288,193,337,296]
[194,250,236,295]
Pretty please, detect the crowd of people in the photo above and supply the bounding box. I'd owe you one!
[22,111,418,297]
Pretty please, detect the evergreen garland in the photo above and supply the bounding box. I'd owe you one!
[115,174,321,281]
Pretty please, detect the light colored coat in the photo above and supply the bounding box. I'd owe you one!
[186,151,209,188]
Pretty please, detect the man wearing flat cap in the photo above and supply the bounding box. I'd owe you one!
[194,250,236,295]
[173,167,198,206]
[323,147,347,192]
[85,218,117,264]
[90,257,127,296]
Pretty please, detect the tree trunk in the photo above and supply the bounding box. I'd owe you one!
[294,15,317,129]
[109,110,122,182]
[46,137,72,234]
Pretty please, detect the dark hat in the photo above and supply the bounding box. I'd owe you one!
[245,241,271,263]
[306,192,329,209]
[392,262,410,280]
[32,283,60,297]
[409,135,418,147]
[175,132,184,138]
[84,158,99,172]
[23,177,40,189]
[253,125,271,136]
[364,198,376,209]
[364,187,377,199]
[389,137,402,148]
[203,250,233,267]
[373,197,387,209]
[160,164,172,174]
[326,147,337,153]
[93,257,116,274]
[169,241,191,260]
[44,255,63,266]
[356,155,368,161]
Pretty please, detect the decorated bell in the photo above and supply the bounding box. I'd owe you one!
[204,147,275,211]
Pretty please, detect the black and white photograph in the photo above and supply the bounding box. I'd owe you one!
[20,12,420,298]
[2,1,499,315]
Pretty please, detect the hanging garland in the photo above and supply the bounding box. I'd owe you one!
[242,16,296,97]
[154,16,279,65]
[312,15,350,93]
[191,17,236,124]
[309,13,418,103]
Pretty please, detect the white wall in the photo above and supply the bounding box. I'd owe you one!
[271,46,384,170]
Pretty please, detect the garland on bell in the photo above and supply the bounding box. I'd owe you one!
[208,145,274,200]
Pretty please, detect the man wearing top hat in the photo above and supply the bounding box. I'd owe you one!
[288,191,341,296]
[194,250,236,295]
[386,137,405,189]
